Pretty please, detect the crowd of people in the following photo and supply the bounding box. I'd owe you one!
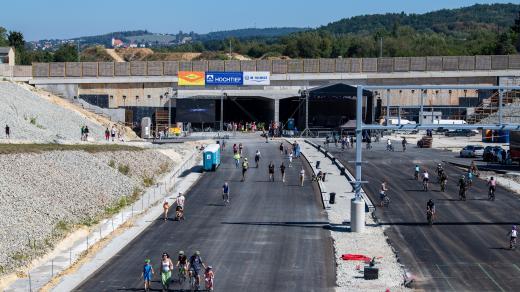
[141,250,214,291]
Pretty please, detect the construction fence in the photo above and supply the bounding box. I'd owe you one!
[31,55,520,78]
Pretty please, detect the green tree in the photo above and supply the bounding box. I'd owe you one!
[0,27,8,47]
[8,31,25,51]
[53,43,79,62]
[494,31,517,55]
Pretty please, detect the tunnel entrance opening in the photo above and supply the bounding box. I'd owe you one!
[280,83,374,131]
[216,96,274,126]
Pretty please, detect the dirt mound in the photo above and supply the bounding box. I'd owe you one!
[115,48,154,62]
[145,52,202,61]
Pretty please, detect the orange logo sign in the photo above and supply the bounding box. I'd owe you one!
[178,71,205,86]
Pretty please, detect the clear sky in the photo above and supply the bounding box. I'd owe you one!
[2,0,517,41]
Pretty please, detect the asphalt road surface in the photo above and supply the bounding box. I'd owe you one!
[330,141,520,291]
[76,139,335,291]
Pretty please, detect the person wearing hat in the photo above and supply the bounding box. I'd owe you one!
[188,251,206,289]
[176,250,188,279]
[205,265,215,291]
[141,258,154,292]
[241,158,249,182]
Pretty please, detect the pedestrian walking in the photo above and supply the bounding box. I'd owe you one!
[104,128,110,141]
[162,200,170,221]
[279,142,284,155]
[239,143,243,155]
[160,253,174,291]
[299,168,305,186]
[84,126,89,141]
[141,259,154,292]
[241,158,249,182]
[268,161,275,182]
[288,151,293,167]
[111,125,117,142]
[280,162,286,182]
[80,125,85,141]
[254,150,261,168]
[5,124,10,139]
[233,152,241,168]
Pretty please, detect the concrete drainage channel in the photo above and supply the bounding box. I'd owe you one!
[6,151,202,292]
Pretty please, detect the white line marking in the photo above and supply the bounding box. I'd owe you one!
[478,263,505,292]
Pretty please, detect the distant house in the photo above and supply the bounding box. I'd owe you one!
[111,38,124,48]
[0,47,15,66]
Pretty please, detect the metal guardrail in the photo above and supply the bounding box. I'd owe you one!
[304,139,375,212]
[31,55,520,78]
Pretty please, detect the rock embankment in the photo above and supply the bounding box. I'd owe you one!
[0,147,175,275]
[0,81,105,142]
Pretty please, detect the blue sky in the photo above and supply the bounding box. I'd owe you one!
[2,0,517,40]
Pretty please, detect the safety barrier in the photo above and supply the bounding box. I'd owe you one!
[31,55,520,78]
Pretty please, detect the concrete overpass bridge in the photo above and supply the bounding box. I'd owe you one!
[3,55,519,129]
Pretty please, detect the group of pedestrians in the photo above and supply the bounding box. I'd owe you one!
[80,125,90,141]
[141,250,214,291]
[104,125,120,142]
[163,193,185,222]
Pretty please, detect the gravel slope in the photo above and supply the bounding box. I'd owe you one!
[0,81,105,142]
[0,149,173,275]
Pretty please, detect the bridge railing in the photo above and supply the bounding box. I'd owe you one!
[31,55,520,78]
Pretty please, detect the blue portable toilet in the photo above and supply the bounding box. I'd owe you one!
[203,144,221,171]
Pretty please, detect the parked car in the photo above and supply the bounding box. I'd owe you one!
[460,145,485,158]
[483,146,504,162]
[445,129,477,137]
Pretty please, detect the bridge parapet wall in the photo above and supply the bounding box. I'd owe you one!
[31,55,520,78]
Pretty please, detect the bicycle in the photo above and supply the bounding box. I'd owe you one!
[440,180,447,192]
[381,195,390,207]
[459,187,467,201]
[427,210,434,226]
[414,171,419,181]
[510,237,517,250]
[189,270,200,291]
[178,266,187,287]
[423,180,429,191]
[223,192,230,205]
[488,187,495,201]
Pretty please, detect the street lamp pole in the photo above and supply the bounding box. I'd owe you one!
[166,92,171,137]
[220,93,226,132]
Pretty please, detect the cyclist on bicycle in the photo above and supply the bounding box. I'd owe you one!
[386,139,393,151]
[379,180,388,207]
[436,163,444,180]
[175,193,185,220]
[414,165,420,180]
[427,199,435,223]
[176,251,188,278]
[188,251,206,289]
[508,225,518,249]
[487,177,497,200]
[458,175,467,200]
[422,170,430,191]
[440,171,448,192]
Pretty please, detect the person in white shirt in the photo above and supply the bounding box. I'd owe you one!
[288,152,293,167]
[299,168,305,186]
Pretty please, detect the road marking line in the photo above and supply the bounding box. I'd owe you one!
[512,264,520,274]
[435,264,456,291]
[477,263,505,292]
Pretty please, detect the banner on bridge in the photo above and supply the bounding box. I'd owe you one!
[178,71,205,86]
[205,71,243,86]
[243,71,270,85]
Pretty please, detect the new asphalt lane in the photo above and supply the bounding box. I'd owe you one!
[330,141,520,291]
[75,139,335,291]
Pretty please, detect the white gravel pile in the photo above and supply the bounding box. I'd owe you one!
[0,148,174,275]
[0,81,105,142]
[480,101,520,124]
